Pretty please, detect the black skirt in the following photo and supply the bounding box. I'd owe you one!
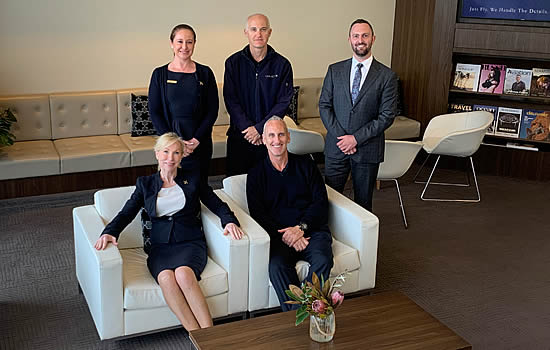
[147,238,207,282]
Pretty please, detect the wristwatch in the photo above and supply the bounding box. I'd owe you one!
[298,222,308,232]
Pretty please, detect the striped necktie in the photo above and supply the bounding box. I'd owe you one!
[351,63,363,104]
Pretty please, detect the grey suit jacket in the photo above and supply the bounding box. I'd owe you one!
[319,58,398,163]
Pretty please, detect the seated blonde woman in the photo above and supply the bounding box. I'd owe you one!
[95,132,243,331]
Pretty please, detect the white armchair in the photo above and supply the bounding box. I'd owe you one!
[73,186,249,340]
[218,174,379,312]
[283,116,325,155]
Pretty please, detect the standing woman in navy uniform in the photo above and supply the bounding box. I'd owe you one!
[148,24,218,181]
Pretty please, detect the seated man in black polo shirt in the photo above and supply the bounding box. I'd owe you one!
[246,116,333,311]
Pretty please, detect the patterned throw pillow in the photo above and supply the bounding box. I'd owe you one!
[131,94,156,137]
[141,210,152,254]
[286,86,300,124]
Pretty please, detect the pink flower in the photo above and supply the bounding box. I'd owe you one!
[331,290,344,308]
[312,300,327,314]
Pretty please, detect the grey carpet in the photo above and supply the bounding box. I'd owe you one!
[1,170,550,349]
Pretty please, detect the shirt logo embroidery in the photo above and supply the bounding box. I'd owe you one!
[264,74,279,78]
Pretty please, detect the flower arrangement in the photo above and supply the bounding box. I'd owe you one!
[285,271,347,326]
[0,108,17,147]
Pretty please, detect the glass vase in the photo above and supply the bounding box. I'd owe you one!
[309,312,335,342]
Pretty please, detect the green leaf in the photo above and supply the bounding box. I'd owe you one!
[285,289,301,302]
[295,310,309,326]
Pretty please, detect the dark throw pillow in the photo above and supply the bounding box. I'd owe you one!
[131,93,156,137]
[141,210,152,254]
[286,86,300,124]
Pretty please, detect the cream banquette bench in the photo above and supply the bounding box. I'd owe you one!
[0,87,230,181]
[0,78,419,182]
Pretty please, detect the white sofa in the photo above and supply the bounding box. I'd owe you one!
[73,186,250,340]
[217,174,379,312]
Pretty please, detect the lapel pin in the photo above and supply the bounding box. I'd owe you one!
[183,180,188,185]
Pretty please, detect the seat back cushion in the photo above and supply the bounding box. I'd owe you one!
[222,174,249,214]
[0,95,52,141]
[50,91,118,139]
[94,186,143,249]
[294,78,323,121]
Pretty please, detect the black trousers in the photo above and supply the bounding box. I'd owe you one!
[324,155,379,212]
[269,230,333,311]
[226,133,266,176]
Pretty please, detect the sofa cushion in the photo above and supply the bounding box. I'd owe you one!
[0,95,52,141]
[298,118,327,138]
[385,116,421,140]
[121,248,228,310]
[212,124,229,159]
[130,94,156,137]
[54,135,130,174]
[50,91,118,139]
[119,133,157,167]
[0,140,59,180]
[116,88,148,135]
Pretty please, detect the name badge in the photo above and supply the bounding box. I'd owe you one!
[167,80,177,84]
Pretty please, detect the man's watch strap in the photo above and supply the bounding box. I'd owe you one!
[298,222,308,232]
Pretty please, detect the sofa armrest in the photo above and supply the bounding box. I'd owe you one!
[325,186,379,291]
[200,201,249,314]
[73,205,124,340]
[215,189,271,311]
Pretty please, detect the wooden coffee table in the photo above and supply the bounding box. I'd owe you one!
[190,291,471,349]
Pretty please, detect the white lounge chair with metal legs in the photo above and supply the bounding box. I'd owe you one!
[377,140,423,228]
[413,111,493,202]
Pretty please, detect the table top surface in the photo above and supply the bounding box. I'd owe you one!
[189,291,472,350]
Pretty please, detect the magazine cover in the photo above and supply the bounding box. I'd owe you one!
[448,103,473,113]
[451,63,481,92]
[519,109,550,141]
[503,68,532,96]
[495,107,522,138]
[478,64,506,94]
[530,68,550,97]
[473,105,498,135]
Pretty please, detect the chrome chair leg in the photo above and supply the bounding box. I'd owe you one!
[393,179,408,228]
[421,156,481,202]
[413,153,430,184]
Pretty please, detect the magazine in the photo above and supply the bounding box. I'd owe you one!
[530,68,550,97]
[448,103,473,113]
[451,63,481,92]
[495,107,522,138]
[478,64,506,94]
[519,109,550,141]
[473,105,498,134]
[503,68,532,96]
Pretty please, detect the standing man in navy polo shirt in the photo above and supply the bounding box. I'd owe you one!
[223,13,294,176]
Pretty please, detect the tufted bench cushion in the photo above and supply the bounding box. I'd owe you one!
[0,95,60,180]
[54,135,130,173]
[119,133,157,167]
[0,140,59,180]
[121,249,228,310]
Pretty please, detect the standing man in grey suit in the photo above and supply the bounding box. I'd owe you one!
[319,19,398,212]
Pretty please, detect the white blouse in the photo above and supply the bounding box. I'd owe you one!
[156,184,186,217]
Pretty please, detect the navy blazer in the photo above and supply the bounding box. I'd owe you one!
[319,58,398,163]
[101,168,239,244]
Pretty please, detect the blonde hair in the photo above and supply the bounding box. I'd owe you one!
[154,132,185,170]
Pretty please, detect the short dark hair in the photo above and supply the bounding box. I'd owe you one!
[170,24,196,42]
[349,19,374,36]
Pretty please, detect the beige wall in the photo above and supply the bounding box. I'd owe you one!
[0,0,396,95]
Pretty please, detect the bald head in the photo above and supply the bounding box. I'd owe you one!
[246,13,270,30]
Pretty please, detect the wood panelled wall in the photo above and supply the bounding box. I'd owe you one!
[391,0,457,131]
[392,0,550,181]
